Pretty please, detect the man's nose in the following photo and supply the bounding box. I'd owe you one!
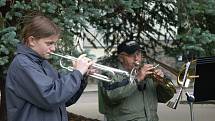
[134,54,139,60]
[134,55,142,62]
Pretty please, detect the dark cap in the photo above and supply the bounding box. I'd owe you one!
[117,40,141,54]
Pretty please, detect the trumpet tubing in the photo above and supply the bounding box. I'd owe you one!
[144,54,197,87]
[50,52,131,82]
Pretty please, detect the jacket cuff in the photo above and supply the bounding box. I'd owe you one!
[72,69,84,80]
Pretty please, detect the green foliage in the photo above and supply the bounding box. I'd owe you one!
[0,0,6,7]
[1,0,215,69]
[0,27,19,76]
[172,28,215,57]
[169,0,215,60]
[85,0,177,54]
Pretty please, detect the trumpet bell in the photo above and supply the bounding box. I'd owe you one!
[167,60,199,109]
[177,60,198,88]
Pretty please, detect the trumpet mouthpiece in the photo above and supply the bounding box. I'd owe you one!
[134,61,140,66]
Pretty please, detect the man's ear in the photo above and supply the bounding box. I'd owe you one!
[27,36,36,47]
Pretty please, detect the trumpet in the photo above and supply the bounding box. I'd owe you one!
[150,64,167,83]
[50,52,136,82]
[143,54,198,109]
[132,61,165,82]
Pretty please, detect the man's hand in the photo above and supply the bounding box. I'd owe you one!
[136,64,154,82]
[153,69,165,83]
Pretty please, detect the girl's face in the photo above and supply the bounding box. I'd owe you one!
[28,35,59,59]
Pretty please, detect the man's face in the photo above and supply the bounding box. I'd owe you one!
[119,50,142,71]
[29,35,59,59]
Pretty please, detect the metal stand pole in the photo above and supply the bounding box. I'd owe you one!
[186,92,195,121]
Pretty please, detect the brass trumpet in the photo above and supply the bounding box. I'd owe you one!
[132,60,169,83]
[143,54,198,87]
[151,64,168,84]
[143,54,198,109]
[50,52,136,82]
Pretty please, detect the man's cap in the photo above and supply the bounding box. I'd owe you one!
[117,40,141,54]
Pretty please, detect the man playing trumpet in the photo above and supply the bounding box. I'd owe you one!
[97,40,176,121]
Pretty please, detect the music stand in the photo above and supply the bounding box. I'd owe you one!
[194,56,215,102]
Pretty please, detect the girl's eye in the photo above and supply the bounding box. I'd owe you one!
[46,42,55,46]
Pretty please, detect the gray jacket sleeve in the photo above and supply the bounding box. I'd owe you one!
[7,57,83,111]
[101,75,137,103]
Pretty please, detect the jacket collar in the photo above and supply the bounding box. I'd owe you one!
[16,43,45,63]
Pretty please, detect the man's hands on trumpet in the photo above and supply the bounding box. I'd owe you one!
[153,67,165,83]
[135,64,164,83]
[72,54,94,75]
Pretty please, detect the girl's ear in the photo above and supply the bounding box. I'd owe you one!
[27,36,36,47]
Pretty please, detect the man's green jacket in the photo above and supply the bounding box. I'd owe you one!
[98,58,176,121]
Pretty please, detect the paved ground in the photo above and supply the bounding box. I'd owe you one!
[67,84,215,121]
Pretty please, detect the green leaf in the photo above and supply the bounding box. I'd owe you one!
[0,45,9,55]
[0,27,16,35]
[5,12,13,20]
[0,0,6,7]
[14,12,23,18]
[1,31,17,43]
[0,56,9,65]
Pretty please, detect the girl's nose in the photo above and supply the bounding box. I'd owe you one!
[50,44,56,52]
